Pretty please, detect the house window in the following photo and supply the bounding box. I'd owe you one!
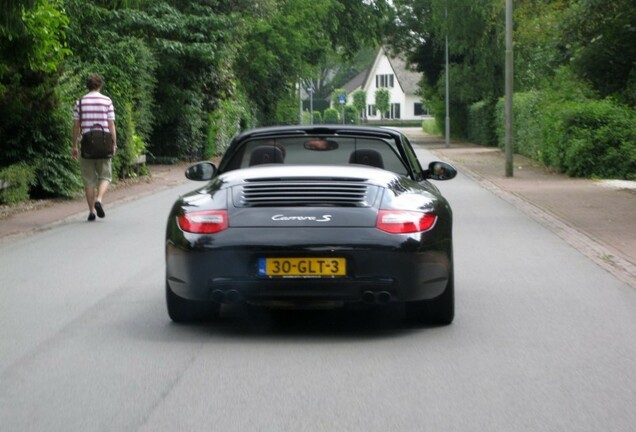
[375,74,394,88]
[414,103,424,116]
[390,103,401,119]
[367,104,376,117]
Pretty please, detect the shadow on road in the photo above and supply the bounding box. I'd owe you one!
[164,304,447,341]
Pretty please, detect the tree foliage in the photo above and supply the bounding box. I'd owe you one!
[388,0,635,137]
[374,88,390,119]
[560,0,636,105]
[0,0,393,201]
[235,0,388,125]
[352,89,367,121]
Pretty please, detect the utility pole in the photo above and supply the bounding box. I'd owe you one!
[505,0,514,177]
[445,1,450,148]
[298,77,303,125]
[307,85,314,125]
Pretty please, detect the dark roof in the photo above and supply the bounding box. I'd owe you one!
[343,69,369,93]
[387,54,420,95]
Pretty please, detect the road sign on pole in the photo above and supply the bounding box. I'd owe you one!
[339,94,345,124]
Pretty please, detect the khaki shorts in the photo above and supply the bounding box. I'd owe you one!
[80,157,112,187]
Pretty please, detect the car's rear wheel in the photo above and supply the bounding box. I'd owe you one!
[166,282,220,323]
[405,270,454,325]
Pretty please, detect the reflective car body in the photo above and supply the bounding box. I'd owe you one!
[166,125,457,324]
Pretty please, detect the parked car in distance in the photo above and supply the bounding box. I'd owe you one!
[165,125,457,325]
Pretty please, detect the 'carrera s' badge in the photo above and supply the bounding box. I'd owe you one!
[272,214,332,222]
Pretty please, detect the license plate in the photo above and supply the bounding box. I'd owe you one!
[258,257,346,277]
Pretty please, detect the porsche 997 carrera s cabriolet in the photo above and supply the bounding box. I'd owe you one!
[166,125,457,325]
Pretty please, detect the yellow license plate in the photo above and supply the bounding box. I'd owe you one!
[258,257,346,277]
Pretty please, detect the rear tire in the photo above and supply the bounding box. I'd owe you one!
[405,270,454,326]
[166,282,220,323]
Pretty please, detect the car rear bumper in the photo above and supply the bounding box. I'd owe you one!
[166,241,452,305]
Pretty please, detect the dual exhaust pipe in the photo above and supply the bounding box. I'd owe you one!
[362,290,393,305]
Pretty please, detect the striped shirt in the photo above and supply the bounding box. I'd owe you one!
[73,91,115,135]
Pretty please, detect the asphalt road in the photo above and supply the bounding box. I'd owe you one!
[1,147,635,431]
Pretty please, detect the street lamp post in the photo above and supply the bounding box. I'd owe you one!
[298,78,303,125]
[307,85,314,125]
[505,0,514,177]
[445,1,450,148]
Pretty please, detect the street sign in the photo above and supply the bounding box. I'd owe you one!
[338,93,346,104]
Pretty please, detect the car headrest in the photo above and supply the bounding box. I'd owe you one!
[249,146,285,166]
[348,149,384,169]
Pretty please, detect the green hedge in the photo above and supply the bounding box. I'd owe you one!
[494,89,636,180]
[467,99,497,146]
[323,108,340,124]
[494,90,543,158]
[422,118,441,135]
[544,99,636,179]
[0,163,36,205]
[344,105,360,125]
[207,89,255,158]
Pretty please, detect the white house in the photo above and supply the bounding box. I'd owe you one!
[338,47,426,121]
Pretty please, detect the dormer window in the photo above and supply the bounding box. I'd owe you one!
[376,74,394,88]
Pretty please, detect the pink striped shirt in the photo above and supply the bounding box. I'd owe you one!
[73,91,115,135]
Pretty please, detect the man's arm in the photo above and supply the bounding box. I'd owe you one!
[108,120,117,153]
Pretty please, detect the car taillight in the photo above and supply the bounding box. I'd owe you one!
[177,210,228,234]
[376,210,437,234]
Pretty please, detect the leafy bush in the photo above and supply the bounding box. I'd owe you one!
[208,90,255,158]
[554,100,636,179]
[493,70,636,180]
[467,99,497,146]
[495,91,543,158]
[0,163,36,204]
[302,109,322,125]
[344,105,360,124]
[422,118,441,135]
[323,108,340,124]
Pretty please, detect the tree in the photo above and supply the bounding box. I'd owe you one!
[90,1,238,159]
[352,89,367,122]
[374,88,389,119]
[560,0,636,105]
[0,0,79,197]
[235,0,390,125]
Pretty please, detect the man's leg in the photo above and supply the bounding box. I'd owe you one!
[94,159,112,218]
[94,179,108,218]
[85,186,96,213]
[80,158,97,219]
[96,179,109,203]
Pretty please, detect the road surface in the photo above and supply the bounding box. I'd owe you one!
[1,147,634,431]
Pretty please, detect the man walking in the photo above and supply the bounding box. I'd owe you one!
[71,74,117,221]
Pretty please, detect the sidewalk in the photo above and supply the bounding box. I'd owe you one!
[0,163,191,241]
[400,127,636,289]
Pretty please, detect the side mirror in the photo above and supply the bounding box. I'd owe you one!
[426,161,457,181]
[185,162,217,181]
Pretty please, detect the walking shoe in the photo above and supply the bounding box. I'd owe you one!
[88,212,96,221]
[95,201,105,218]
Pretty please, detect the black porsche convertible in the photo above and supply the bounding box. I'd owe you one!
[165,125,457,325]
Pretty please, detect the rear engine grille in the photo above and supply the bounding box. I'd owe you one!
[235,181,376,207]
